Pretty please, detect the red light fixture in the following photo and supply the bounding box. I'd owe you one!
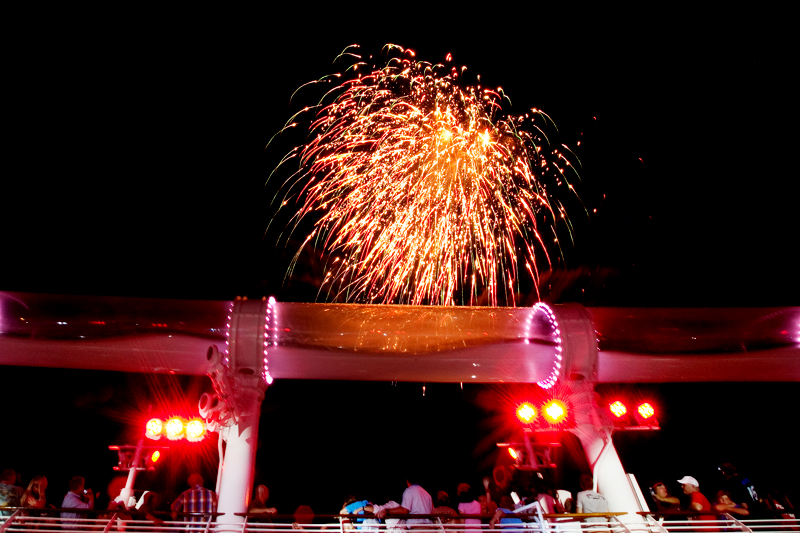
[542,399,567,424]
[145,416,207,441]
[185,419,206,442]
[145,418,163,440]
[637,402,655,419]
[165,417,184,440]
[516,402,537,424]
[609,401,627,418]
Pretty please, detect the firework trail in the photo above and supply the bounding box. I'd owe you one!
[270,44,581,306]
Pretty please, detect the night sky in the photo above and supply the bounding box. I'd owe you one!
[4,8,797,517]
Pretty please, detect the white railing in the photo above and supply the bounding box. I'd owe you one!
[2,512,798,533]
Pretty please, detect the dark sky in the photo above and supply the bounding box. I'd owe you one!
[4,7,797,517]
[6,11,796,305]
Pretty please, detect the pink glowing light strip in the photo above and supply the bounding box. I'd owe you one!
[525,302,563,389]
[263,297,276,385]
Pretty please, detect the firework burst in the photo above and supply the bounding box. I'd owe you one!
[270,44,581,306]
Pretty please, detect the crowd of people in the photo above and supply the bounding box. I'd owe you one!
[1,462,794,530]
[0,467,220,528]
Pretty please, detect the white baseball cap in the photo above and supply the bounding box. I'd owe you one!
[677,476,699,487]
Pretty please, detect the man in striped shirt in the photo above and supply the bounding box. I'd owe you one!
[171,473,217,528]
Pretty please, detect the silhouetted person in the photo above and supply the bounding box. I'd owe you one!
[678,476,717,532]
[171,473,217,529]
[375,475,432,526]
[576,474,608,523]
[60,476,94,530]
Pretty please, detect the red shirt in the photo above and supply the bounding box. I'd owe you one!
[691,491,718,528]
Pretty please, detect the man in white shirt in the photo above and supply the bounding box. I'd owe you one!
[376,476,433,526]
[575,474,607,524]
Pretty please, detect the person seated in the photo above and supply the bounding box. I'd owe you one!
[0,469,22,516]
[136,491,164,526]
[489,495,524,528]
[432,490,458,524]
[678,476,717,529]
[340,496,371,531]
[575,474,608,523]
[374,475,432,526]
[650,481,680,512]
[250,484,277,514]
[19,476,48,510]
[456,483,482,527]
[714,490,749,517]
[60,476,94,530]
[343,496,404,532]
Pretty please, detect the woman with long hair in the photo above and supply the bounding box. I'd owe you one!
[19,476,47,509]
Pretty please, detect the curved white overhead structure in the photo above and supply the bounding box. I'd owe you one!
[2,292,797,382]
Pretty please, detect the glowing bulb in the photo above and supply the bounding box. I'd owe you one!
[637,403,655,419]
[508,448,518,460]
[609,401,627,418]
[145,418,163,440]
[186,419,206,442]
[150,451,160,463]
[165,417,184,440]
[516,402,536,423]
[543,400,567,424]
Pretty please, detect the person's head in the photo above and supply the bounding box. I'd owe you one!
[256,484,269,503]
[69,476,86,493]
[579,474,593,492]
[652,482,668,498]
[457,483,473,503]
[187,473,204,488]
[499,495,515,510]
[343,495,357,507]
[677,476,699,494]
[716,490,733,505]
[435,490,450,507]
[26,476,47,497]
[719,463,736,479]
[0,469,15,484]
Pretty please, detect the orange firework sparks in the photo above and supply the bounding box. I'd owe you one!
[270,44,581,306]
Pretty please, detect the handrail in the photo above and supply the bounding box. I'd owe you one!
[3,513,799,532]
[1,506,224,517]
[0,509,20,533]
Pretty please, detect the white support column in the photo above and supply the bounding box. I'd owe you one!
[215,386,264,530]
[570,381,644,525]
[203,297,275,531]
[554,305,642,525]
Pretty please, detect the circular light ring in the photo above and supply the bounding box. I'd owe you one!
[262,297,277,385]
[525,302,563,389]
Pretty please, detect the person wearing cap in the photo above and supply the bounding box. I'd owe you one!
[678,476,717,530]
